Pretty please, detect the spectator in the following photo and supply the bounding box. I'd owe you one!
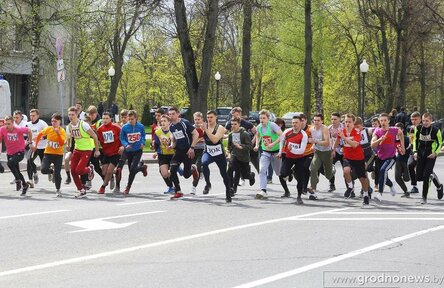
[97,101,104,118]
[111,102,118,120]
[389,108,397,126]
[395,107,408,127]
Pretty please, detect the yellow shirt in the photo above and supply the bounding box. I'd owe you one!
[36,127,66,155]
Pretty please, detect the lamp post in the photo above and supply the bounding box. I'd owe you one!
[108,66,115,110]
[359,59,369,121]
[214,71,221,109]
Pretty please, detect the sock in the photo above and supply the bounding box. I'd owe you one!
[363,191,368,196]
[66,171,71,178]
[347,182,353,189]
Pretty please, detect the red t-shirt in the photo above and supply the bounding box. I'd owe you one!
[97,123,122,156]
[338,128,364,160]
[282,129,307,159]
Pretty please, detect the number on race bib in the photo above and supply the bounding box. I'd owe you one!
[47,141,59,149]
[71,128,81,139]
[7,133,18,142]
[207,144,223,157]
[102,131,115,144]
[263,136,272,146]
[127,132,141,143]
[173,130,185,140]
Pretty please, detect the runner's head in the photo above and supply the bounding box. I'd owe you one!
[313,113,324,128]
[102,112,112,125]
[275,118,286,131]
[395,122,404,132]
[87,105,98,121]
[75,101,82,113]
[160,114,171,130]
[344,113,355,129]
[422,112,433,128]
[292,115,302,131]
[331,112,341,127]
[168,107,180,123]
[230,107,242,118]
[193,112,203,127]
[51,113,62,128]
[354,117,363,130]
[378,113,389,129]
[259,109,270,125]
[13,110,22,125]
[29,109,40,122]
[4,116,14,131]
[300,113,307,128]
[120,109,129,124]
[410,111,421,126]
[371,117,380,128]
[230,116,241,132]
[206,110,217,125]
[155,108,164,124]
[68,106,79,122]
[128,110,137,126]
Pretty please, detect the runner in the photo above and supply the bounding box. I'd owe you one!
[394,122,411,198]
[0,116,33,196]
[254,109,282,200]
[227,116,255,196]
[354,117,375,197]
[87,105,104,184]
[67,106,100,198]
[300,114,314,195]
[201,110,231,202]
[114,109,129,193]
[190,112,205,195]
[9,110,28,185]
[150,108,164,150]
[153,114,175,194]
[407,111,421,194]
[168,107,199,200]
[119,110,148,195]
[413,112,443,204]
[26,109,48,188]
[327,112,344,192]
[278,115,308,204]
[97,112,123,194]
[309,114,333,198]
[371,113,405,202]
[33,113,66,197]
[75,101,86,120]
[334,114,370,205]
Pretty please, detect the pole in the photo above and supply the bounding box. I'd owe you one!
[59,81,65,127]
[361,72,366,121]
[216,80,220,109]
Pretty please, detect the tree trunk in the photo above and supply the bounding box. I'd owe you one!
[303,0,312,120]
[419,40,426,114]
[398,36,409,108]
[29,0,42,111]
[240,0,252,115]
[380,19,394,112]
[313,66,323,115]
[440,48,444,116]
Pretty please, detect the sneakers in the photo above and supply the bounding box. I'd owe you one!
[239,179,245,186]
[267,179,273,184]
[350,191,356,198]
[203,183,211,195]
[191,164,199,183]
[110,176,115,190]
[171,192,184,199]
[437,184,443,200]
[308,191,318,200]
[410,186,419,194]
[177,166,184,177]
[255,190,268,200]
[295,196,304,205]
[281,192,290,198]
[85,181,92,190]
[27,180,34,189]
[229,187,236,197]
[363,195,370,205]
[249,172,255,186]
[75,190,87,199]
[390,186,397,196]
[98,186,106,194]
[142,164,148,177]
[288,174,293,182]
[20,182,29,197]
[328,184,336,192]
[0,163,4,173]
[164,187,175,194]
[10,179,16,185]
[374,192,383,203]
[420,197,427,205]
[226,197,232,203]
[113,186,120,194]
[33,173,39,184]
[344,188,353,198]
[64,176,71,185]
[123,187,130,195]
[15,180,22,191]
[56,189,62,197]
[88,164,95,181]
[48,169,53,182]
[401,191,410,198]
[190,186,196,195]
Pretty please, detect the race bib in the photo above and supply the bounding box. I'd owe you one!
[7,133,18,142]
[71,127,82,139]
[419,133,432,141]
[173,130,185,140]
[127,132,141,144]
[207,144,223,157]
[160,135,171,146]
[262,136,272,146]
[102,131,115,144]
[47,141,59,149]
[343,136,353,147]
[288,142,301,154]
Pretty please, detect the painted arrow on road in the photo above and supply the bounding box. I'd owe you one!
[66,211,166,233]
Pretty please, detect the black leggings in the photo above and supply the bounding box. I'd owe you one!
[126,150,144,188]
[41,154,63,189]
[27,149,44,180]
[7,152,25,185]
[228,158,251,192]
[280,155,305,196]
[192,149,203,187]
[202,152,230,198]
[416,156,437,199]
[170,149,193,192]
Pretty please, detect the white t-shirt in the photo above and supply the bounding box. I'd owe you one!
[27,119,48,149]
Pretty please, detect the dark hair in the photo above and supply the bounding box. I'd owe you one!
[331,112,341,118]
[292,115,302,121]
[231,107,242,114]
[13,110,22,116]
[51,113,62,121]
[156,108,165,115]
[231,116,241,124]
[161,114,171,122]
[313,113,324,121]
[207,110,218,117]
[299,113,307,120]
[344,113,355,122]
[275,117,286,131]
[379,113,389,119]
[169,107,180,113]
[371,117,380,123]
[68,106,78,113]
[395,122,404,130]
[102,111,111,117]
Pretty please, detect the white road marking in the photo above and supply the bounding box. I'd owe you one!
[66,211,166,232]
[231,224,444,288]
[330,212,444,215]
[0,210,69,220]
[117,200,167,206]
[0,207,349,276]
[289,217,444,221]
[116,193,226,206]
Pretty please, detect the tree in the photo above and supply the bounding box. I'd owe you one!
[303,0,312,119]
[240,0,252,114]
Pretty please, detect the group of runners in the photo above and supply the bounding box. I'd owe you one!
[0,103,442,205]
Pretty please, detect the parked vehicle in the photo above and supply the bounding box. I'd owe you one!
[281,112,302,128]
[364,114,380,127]
[248,111,276,125]
[216,107,232,126]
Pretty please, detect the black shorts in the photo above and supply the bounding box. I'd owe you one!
[101,154,121,166]
[343,158,366,179]
[158,154,173,166]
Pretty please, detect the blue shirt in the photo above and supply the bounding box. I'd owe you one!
[170,119,195,151]
[120,122,146,152]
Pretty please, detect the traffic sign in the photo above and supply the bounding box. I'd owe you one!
[57,59,64,71]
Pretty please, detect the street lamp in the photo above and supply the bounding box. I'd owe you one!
[107,66,115,110]
[214,71,221,109]
[359,59,369,120]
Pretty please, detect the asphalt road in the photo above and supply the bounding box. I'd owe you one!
[0,158,443,288]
